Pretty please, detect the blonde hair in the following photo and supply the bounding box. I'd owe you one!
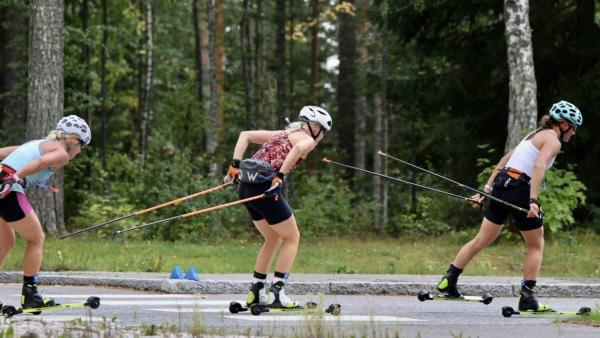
[284,120,321,134]
[46,130,66,141]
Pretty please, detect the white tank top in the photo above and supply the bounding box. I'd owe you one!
[505,139,556,176]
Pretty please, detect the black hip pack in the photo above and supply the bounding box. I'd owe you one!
[493,168,531,190]
[238,159,277,184]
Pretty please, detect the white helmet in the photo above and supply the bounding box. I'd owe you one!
[56,115,91,145]
[299,106,332,131]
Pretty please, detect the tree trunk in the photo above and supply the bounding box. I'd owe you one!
[254,0,266,125]
[503,0,537,151]
[0,1,28,146]
[27,0,65,235]
[337,0,357,165]
[354,0,368,170]
[372,1,390,233]
[372,94,383,234]
[206,0,219,175]
[100,0,108,172]
[310,0,319,103]
[240,0,253,129]
[137,0,154,167]
[80,0,93,190]
[288,0,295,114]
[275,0,287,124]
[192,0,204,104]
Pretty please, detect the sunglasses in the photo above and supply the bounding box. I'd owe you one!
[77,138,86,149]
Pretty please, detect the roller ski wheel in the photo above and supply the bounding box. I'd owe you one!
[325,303,342,316]
[502,306,515,318]
[417,289,493,305]
[2,305,19,318]
[228,301,248,314]
[417,290,432,302]
[250,304,265,316]
[85,296,101,309]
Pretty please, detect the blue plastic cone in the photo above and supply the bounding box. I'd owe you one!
[169,266,185,279]
[185,266,200,281]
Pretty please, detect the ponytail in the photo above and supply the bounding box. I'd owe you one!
[46,130,65,141]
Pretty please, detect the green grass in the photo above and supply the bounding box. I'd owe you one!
[565,305,600,327]
[1,231,599,277]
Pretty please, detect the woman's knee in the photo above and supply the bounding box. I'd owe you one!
[25,231,45,248]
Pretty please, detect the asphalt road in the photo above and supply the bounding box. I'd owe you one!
[0,284,598,337]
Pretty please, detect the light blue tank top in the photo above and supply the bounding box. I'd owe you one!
[1,140,54,194]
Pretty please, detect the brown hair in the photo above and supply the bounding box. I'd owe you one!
[537,115,558,129]
[525,115,560,140]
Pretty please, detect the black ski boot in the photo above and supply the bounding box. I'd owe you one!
[245,281,267,307]
[267,281,300,308]
[21,283,55,309]
[518,285,552,312]
[437,264,463,298]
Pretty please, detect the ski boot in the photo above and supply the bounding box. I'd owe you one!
[518,285,553,312]
[267,281,301,309]
[21,283,56,309]
[437,264,463,299]
[245,281,267,307]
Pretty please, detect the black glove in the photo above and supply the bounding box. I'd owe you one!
[265,172,285,198]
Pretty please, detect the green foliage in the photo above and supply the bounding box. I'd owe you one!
[541,166,586,232]
[386,195,451,236]
[292,168,371,237]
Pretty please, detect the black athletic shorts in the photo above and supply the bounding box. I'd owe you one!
[238,181,292,225]
[0,191,33,223]
[484,169,543,231]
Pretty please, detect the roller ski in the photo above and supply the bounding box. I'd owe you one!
[501,283,589,317]
[420,270,493,304]
[2,296,100,318]
[502,306,591,318]
[229,280,341,316]
[417,289,493,304]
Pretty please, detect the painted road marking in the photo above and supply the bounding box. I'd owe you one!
[100,300,231,306]
[145,308,230,313]
[40,294,207,299]
[225,315,425,322]
[9,316,104,322]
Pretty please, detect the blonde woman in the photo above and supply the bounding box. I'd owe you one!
[0,115,91,308]
[438,101,582,312]
[226,106,332,309]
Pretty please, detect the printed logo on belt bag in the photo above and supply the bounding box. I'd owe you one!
[238,159,277,184]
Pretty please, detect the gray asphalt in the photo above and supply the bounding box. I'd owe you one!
[0,284,598,338]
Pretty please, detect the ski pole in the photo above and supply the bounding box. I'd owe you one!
[112,193,268,236]
[377,151,529,213]
[60,182,234,239]
[322,158,481,205]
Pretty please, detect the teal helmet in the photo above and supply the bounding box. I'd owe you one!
[549,100,583,127]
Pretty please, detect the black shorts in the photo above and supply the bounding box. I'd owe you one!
[484,171,543,231]
[0,192,33,223]
[238,181,292,225]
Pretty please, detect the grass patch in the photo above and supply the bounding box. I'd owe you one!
[1,231,599,276]
[565,305,600,327]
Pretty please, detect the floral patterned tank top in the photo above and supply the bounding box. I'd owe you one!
[251,132,304,172]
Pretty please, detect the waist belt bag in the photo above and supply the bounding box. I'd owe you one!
[238,159,277,184]
[493,169,530,190]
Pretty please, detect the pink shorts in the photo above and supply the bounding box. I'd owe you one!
[0,192,33,222]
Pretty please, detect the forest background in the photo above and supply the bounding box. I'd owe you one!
[0,0,598,242]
